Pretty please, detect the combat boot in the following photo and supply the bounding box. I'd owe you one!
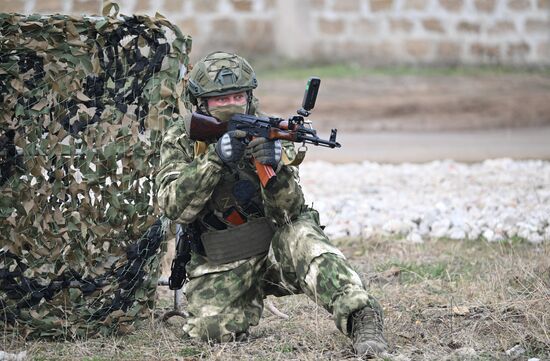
[350,302,388,357]
[234,330,250,342]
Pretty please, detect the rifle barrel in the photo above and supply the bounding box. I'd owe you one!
[299,134,341,148]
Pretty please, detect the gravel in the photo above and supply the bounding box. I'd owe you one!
[299,159,550,243]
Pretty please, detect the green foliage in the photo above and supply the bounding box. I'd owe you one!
[177,346,205,357]
[378,261,450,283]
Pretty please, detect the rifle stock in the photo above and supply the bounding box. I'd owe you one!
[189,113,228,141]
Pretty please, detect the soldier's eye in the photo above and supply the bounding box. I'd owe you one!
[233,94,247,104]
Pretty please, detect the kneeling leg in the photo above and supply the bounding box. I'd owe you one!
[183,256,266,342]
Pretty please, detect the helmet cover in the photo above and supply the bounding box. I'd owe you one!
[186,51,258,106]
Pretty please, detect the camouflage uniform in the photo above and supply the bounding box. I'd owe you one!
[156,114,380,342]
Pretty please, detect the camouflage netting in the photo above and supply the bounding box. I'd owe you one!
[0,5,191,338]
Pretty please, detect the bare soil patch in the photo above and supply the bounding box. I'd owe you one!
[255,74,550,133]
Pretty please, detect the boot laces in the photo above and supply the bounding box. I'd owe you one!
[352,306,384,342]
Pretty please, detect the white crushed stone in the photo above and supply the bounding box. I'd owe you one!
[0,350,27,361]
[505,344,526,359]
[299,159,550,243]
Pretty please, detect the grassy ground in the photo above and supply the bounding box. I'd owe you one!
[256,63,550,80]
[2,237,549,360]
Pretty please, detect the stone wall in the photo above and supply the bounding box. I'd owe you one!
[2,0,549,65]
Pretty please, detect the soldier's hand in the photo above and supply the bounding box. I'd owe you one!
[215,130,247,164]
[248,137,282,168]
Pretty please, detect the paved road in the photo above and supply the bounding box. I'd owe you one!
[303,126,550,163]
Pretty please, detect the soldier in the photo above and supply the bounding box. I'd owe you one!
[156,51,388,357]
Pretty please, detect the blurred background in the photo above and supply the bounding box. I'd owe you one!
[2,0,549,162]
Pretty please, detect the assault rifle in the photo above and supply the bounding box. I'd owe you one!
[188,77,341,188]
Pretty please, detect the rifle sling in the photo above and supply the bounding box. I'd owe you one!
[194,141,208,157]
[282,146,306,166]
[200,217,274,265]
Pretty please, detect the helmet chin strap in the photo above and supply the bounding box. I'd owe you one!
[197,98,210,115]
[246,90,253,115]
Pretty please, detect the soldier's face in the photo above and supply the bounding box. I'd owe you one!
[206,91,247,108]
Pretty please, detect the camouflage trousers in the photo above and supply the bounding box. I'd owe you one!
[182,210,378,342]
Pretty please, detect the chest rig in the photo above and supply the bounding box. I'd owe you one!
[192,141,275,264]
[195,140,265,230]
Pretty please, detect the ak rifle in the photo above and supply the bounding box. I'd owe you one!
[188,77,341,188]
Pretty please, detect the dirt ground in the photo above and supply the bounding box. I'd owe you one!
[9,237,549,360]
[255,74,550,133]
[254,73,550,162]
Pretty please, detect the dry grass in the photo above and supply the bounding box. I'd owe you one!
[2,237,549,360]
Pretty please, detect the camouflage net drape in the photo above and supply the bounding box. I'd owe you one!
[0,10,191,338]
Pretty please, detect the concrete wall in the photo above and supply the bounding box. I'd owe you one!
[2,0,549,65]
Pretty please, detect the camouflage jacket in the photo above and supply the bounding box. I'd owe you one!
[156,113,306,230]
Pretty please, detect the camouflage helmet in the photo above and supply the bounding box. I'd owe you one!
[186,51,258,106]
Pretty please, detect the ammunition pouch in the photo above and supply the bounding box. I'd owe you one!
[200,217,274,265]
